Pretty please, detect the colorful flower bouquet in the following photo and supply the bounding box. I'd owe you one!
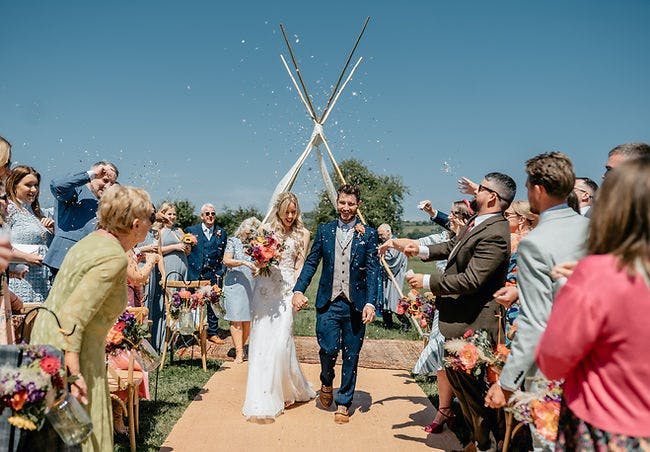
[505,377,563,442]
[106,311,160,372]
[396,289,436,330]
[169,284,223,335]
[244,228,284,277]
[0,346,66,431]
[444,329,497,377]
[181,233,198,246]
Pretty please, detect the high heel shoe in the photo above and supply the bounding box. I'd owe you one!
[424,407,456,434]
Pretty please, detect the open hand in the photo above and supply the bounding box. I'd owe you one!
[457,176,479,196]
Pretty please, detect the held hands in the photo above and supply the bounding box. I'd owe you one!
[484,382,511,409]
[493,286,519,309]
[362,304,375,324]
[292,292,308,312]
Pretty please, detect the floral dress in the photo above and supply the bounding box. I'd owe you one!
[6,201,53,300]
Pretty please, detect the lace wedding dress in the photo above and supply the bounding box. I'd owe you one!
[242,234,316,419]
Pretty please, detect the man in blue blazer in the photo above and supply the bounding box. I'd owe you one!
[292,184,379,424]
[186,203,227,343]
[44,162,118,275]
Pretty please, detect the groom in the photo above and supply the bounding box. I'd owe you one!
[292,184,379,424]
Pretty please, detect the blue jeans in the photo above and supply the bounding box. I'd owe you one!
[316,297,365,408]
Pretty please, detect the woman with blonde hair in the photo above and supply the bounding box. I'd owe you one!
[31,185,154,451]
[242,192,316,420]
[222,217,260,363]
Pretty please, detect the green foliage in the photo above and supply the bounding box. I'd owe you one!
[214,206,263,236]
[312,159,408,234]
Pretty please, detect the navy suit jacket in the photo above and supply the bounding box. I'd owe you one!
[185,223,227,283]
[44,171,98,270]
[294,218,379,312]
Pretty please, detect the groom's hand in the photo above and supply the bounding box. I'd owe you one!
[362,304,375,324]
[292,292,307,312]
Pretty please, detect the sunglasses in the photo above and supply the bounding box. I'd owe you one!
[203,212,216,217]
[478,184,504,200]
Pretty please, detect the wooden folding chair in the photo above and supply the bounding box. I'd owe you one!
[108,352,144,452]
[159,279,211,371]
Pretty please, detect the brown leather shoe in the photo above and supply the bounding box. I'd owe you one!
[208,335,225,344]
[334,405,349,424]
[319,385,333,408]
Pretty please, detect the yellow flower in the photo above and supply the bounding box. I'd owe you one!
[8,415,37,430]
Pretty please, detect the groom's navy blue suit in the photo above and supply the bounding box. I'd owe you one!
[294,218,379,408]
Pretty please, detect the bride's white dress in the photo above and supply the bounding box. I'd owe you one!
[242,234,316,419]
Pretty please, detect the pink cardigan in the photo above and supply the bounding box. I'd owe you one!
[536,254,650,437]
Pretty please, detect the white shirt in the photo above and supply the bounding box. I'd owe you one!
[202,224,213,241]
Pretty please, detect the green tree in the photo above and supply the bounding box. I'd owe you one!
[215,206,263,236]
[165,199,198,230]
[312,159,409,233]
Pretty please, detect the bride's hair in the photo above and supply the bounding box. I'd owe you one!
[269,192,308,259]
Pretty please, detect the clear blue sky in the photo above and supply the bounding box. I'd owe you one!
[2,1,649,221]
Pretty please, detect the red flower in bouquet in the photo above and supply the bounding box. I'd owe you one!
[38,356,61,376]
[444,329,495,377]
[244,228,285,277]
[396,289,436,330]
[114,320,127,332]
[11,391,28,411]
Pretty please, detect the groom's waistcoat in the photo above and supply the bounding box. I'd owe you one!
[331,226,353,301]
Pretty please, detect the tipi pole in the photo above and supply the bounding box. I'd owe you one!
[280,24,318,122]
[319,16,371,123]
[280,54,316,122]
[321,56,363,125]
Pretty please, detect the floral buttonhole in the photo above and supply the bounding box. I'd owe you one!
[355,223,365,237]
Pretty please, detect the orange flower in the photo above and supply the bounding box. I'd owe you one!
[11,391,28,411]
[178,290,192,299]
[495,343,510,360]
[459,343,479,371]
[355,223,365,235]
[106,329,124,345]
[531,400,560,441]
[39,355,61,375]
[259,246,276,262]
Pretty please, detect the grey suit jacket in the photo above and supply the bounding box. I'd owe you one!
[425,214,511,341]
[499,206,589,390]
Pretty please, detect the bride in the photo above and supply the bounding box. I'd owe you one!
[242,192,316,420]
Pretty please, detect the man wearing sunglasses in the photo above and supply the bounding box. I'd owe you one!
[186,203,228,343]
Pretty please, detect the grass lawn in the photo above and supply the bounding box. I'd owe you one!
[120,256,459,450]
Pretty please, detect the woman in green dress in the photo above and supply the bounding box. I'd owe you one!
[31,185,154,452]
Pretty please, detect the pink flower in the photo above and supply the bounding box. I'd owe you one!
[463,329,474,339]
[459,343,479,371]
[114,321,127,332]
[39,355,61,375]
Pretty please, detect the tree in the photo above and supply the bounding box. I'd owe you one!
[168,199,198,230]
[215,206,263,236]
[312,159,409,233]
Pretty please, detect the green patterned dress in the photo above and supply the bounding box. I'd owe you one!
[32,232,127,452]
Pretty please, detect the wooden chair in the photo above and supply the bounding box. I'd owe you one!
[160,279,211,371]
[108,352,144,452]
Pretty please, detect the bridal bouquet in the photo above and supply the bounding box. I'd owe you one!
[105,311,150,355]
[396,289,436,330]
[0,346,67,431]
[243,228,284,277]
[506,377,563,442]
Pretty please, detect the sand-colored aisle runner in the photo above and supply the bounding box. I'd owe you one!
[161,362,461,451]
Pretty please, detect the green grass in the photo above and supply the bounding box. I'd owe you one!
[114,358,222,452]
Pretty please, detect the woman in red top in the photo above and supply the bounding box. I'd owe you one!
[536,157,650,450]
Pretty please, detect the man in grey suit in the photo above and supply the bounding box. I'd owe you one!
[485,152,589,450]
[44,161,118,275]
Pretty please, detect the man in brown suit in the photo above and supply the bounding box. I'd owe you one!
[406,172,515,452]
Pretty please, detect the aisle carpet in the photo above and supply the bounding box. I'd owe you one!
[176,336,424,371]
[161,362,462,451]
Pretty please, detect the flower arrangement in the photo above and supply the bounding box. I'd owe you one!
[243,228,284,277]
[105,311,150,355]
[506,377,563,442]
[169,284,223,320]
[444,329,496,377]
[396,289,436,330]
[0,346,66,431]
[181,233,198,246]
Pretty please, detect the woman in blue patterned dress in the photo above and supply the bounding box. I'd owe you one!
[222,217,260,363]
[5,165,54,301]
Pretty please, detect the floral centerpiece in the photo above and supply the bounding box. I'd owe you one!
[243,228,284,277]
[169,284,223,320]
[181,233,198,246]
[0,346,66,431]
[396,289,436,330]
[506,377,563,442]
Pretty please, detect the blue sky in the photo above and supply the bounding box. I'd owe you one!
[1,1,649,221]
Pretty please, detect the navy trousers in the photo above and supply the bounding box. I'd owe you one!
[316,296,365,408]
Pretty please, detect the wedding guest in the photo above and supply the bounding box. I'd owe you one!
[604,141,650,178]
[186,203,227,344]
[537,157,650,449]
[126,245,160,307]
[0,136,14,344]
[5,165,54,300]
[485,152,588,450]
[222,217,260,363]
[31,185,154,452]
[44,161,118,276]
[573,177,598,217]
[377,224,409,332]
[8,263,42,303]
[419,199,451,230]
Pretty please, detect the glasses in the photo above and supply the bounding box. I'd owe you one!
[478,184,503,200]
[573,187,592,198]
[203,212,216,217]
